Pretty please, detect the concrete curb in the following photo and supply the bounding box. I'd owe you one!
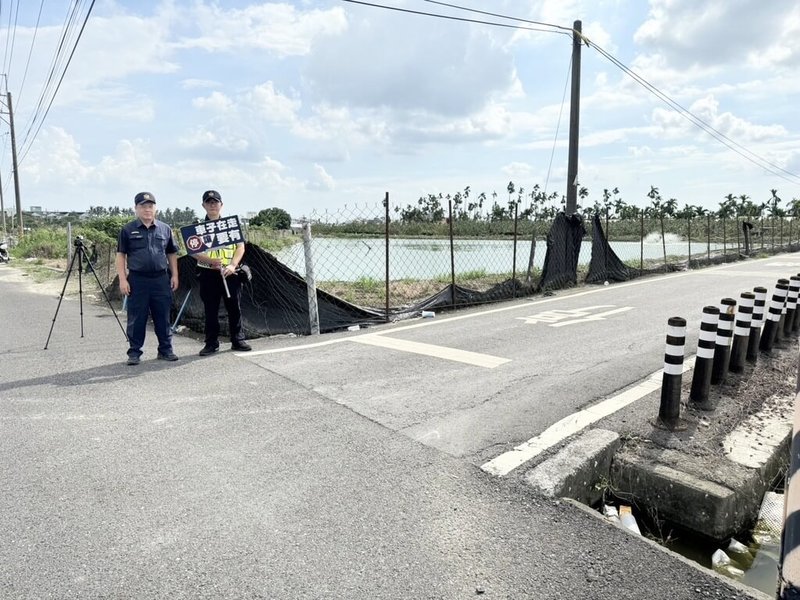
[524,392,792,541]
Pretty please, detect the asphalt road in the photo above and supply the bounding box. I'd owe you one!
[244,254,800,470]
[0,258,783,600]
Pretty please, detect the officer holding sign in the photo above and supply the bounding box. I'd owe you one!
[193,190,252,355]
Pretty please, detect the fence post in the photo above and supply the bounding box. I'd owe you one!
[512,203,518,297]
[690,306,719,410]
[722,216,727,256]
[639,212,644,276]
[448,199,455,309]
[747,286,767,362]
[736,216,741,254]
[760,279,789,354]
[729,292,755,373]
[707,214,711,261]
[782,217,785,248]
[687,217,692,268]
[711,298,736,385]
[658,316,686,429]
[786,276,800,337]
[67,222,73,266]
[302,222,320,336]
[384,191,390,322]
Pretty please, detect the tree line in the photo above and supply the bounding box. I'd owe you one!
[396,183,800,223]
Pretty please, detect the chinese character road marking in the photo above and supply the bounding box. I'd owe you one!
[517,305,634,327]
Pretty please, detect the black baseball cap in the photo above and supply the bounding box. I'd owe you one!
[134,192,156,205]
[202,190,222,203]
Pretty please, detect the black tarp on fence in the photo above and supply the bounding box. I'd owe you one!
[174,243,385,337]
[586,213,632,284]
[539,212,585,291]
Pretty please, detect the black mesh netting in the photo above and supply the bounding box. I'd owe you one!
[538,212,585,290]
[401,279,532,314]
[173,243,385,337]
[586,213,632,284]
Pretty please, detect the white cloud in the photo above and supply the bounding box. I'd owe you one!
[177,2,348,57]
[304,8,518,117]
[652,95,787,142]
[634,0,800,70]
[244,82,301,125]
[192,91,235,112]
[21,127,92,185]
[181,79,221,90]
[178,127,250,154]
[308,164,336,191]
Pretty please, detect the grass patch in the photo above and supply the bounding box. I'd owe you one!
[13,258,66,283]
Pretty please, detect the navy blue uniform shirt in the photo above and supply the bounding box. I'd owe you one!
[117,219,177,273]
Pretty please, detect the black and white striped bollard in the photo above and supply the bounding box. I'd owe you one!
[788,275,800,336]
[760,279,789,354]
[689,306,719,410]
[747,286,767,362]
[793,275,800,333]
[777,283,789,345]
[658,317,686,429]
[729,292,755,373]
[711,298,736,385]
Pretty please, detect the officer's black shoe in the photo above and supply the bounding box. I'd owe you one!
[199,344,219,356]
[231,341,252,352]
[157,352,179,361]
[126,356,140,366]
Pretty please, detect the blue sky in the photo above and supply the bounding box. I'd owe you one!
[1,0,799,221]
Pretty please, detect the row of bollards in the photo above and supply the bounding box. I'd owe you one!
[656,277,799,431]
[777,278,800,598]
[652,274,800,597]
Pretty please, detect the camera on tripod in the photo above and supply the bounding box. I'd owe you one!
[44,234,127,349]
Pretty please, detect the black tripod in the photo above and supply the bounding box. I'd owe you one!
[44,236,128,349]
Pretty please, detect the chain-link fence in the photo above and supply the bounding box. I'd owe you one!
[34,207,799,337]
[255,201,800,318]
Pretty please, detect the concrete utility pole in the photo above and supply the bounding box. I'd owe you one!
[565,20,582,216]
[7,92,22,237]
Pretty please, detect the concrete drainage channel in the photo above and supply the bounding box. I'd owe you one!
[522,344,796,598]
[515,276,800,597]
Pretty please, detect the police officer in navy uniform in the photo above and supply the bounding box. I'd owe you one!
[115,192,180,366]
[194,189,252,355]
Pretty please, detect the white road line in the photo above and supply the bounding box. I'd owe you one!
[242,252,792,359]
[480,359,693,477]
[352,335,509,368]
[243,338,346,356]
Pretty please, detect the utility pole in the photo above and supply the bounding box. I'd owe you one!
[0,167,6,239]
[7,92,22,237]
[565,19,582,215]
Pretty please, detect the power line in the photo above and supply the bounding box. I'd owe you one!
[14,0,46,111]
[587,41,800,186]
[340,0,571,37]
[346,0,800,186]
[18,0,96,164]
[1,0,17,77]
[422,0,572,33]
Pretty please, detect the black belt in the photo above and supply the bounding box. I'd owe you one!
[129,269,168,277]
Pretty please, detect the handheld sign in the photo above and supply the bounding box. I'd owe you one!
[180,215,244,255]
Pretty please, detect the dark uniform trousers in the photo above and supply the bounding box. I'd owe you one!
[198,268,244,347]
[127,271,173,358]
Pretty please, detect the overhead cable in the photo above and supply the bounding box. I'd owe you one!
[344,0,800,185]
